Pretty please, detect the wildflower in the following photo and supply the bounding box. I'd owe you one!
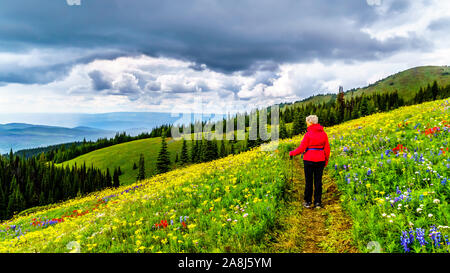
[429,226,442,248]
[416,228,427,246]
[433,199,440,204]
[400,231,411,252]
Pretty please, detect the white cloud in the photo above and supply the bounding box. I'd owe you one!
[366,0,382,7]
[66,0,81,6]
[361,0,450,41]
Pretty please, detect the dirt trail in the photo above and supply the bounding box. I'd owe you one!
[270,158,358,253]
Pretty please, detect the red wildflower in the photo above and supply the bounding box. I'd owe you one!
[392,144,406,154]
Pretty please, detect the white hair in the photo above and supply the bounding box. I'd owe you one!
[306,115,318,124]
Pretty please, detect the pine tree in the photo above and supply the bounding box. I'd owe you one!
[279,119,288,139]
[7,176,25,217]
[180,138,189,164]
[156,131,171,174]
[360,96,369,116]
[431,81,439,100]
[113,168,120,188]
[136,154,146,181]
[292,110,306,136]
[106,168,112,188]
[219,140,227,158]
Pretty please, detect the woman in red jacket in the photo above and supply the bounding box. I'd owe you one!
[289,115,330,209]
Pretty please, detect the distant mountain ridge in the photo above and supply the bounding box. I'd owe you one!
[0,123,115,154]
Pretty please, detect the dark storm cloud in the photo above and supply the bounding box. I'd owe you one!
[0,49,125,85]
[88,70,112,90]
[0,0,422,83]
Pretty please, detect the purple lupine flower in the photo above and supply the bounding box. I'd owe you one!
[416,228,427,246]
[429,226,442,248]
[400,231,411,252]
[409,229,415,243]
[367,169,372,176]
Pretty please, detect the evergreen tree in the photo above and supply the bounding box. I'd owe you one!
[113,168,120,188]
[279,119,288,139]
[156,131,171,174]
[358,97,367,117]
[219,140,227,158]
[106,168,112,188]
[431,81,439,100]
[180,138,189,164]
[292,110,306,136]
[7,176,26,216]
[137,154,146,181]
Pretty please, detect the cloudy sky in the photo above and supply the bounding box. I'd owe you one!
[0,0,450,114]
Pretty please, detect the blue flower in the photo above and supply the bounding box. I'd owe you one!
[400,231,411,252]
[416,228,427,246]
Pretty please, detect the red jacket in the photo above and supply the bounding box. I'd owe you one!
[289,124,330,166]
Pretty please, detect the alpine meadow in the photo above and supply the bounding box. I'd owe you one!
[0,0,450,263]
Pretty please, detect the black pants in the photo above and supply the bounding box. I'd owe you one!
[303,160,325,204]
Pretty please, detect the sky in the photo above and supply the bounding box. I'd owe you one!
[0,0,450,114]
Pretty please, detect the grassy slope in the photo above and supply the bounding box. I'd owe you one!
[58,126,280,186]
[283,65,450,110]
[350,65,450,99]
[60,137,187,185]
[2,99,449,253]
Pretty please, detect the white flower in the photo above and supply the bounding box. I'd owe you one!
[417,208,422,213]
[389,220,393,223]
[433,199,440,204]
[428,214,433,218]
[391,213,396,217]
[382,213,387,217]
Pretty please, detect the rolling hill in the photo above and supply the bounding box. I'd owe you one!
[59,137,188,185]
[282,65,450,110]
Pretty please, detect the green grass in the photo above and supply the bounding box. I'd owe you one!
[59,137,188,185]
[349,65,450,100]
[283,65,450,110]
[57,125,284,186]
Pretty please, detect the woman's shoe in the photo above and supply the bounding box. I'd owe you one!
[303,201,312,208]
[314,203,322,209]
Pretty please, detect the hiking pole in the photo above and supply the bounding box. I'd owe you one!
[290,155,294,192]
